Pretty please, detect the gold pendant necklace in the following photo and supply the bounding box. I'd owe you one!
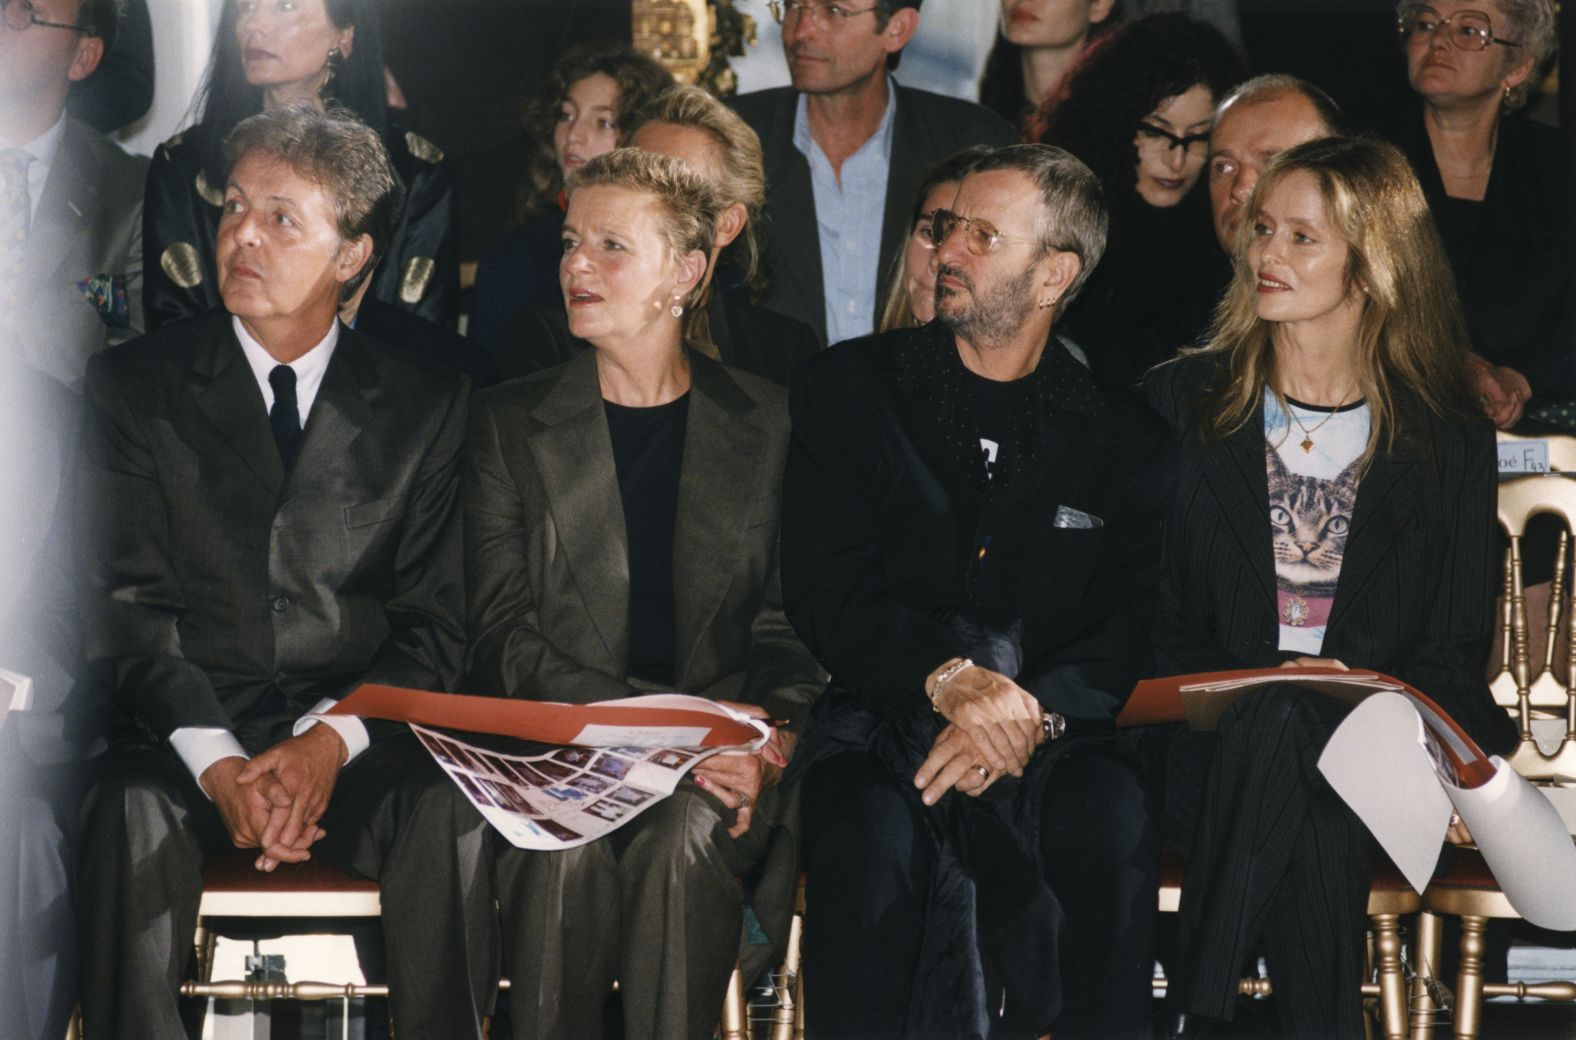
[1288,396,1348,453]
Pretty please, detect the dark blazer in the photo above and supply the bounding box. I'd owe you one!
[731,84,1017,345]
[142,123,460,332]
[781,321,1173,725]
[1380,109,1576,404]
[501,281,819,388]
[81,311,468,747]
[7,117,146,388]
[463,349,822,729]
[1145,355,1516,754]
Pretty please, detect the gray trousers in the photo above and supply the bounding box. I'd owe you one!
[496,779,775,1040]
[77,732,499,1040]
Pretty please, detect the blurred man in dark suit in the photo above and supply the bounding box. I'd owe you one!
[0,0,145,388]
[76,105,495,1040]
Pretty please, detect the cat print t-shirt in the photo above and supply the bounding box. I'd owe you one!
[1263,388,1371,655]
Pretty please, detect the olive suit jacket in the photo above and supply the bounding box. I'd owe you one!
[463,348,822,729]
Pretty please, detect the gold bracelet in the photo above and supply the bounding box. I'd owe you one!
[927,657,974,714]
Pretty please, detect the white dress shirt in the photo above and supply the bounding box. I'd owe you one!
[5,113,66,225]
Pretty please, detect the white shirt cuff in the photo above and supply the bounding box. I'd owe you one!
[294,698,370,763]
[168,727,248,797]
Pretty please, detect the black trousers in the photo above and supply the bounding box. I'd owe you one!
[1161,686,1371,1040]
[77,732,499,1040]
[800,742,1157,1040]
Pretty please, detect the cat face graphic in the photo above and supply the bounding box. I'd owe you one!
[1266,442,1360,590]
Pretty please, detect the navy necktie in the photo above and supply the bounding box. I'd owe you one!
[268,364,302,467]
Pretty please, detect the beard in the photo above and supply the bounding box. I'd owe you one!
[934,262,1040,349]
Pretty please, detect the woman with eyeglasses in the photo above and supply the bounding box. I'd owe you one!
[143,0,459,330]
[1378,0,1572,428]
[1031,12,1242,386]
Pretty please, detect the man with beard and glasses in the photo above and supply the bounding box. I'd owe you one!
[780,143,1173,1040]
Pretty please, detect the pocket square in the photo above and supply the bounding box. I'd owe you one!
[1053,505,1103,529]
[77,273,130,328]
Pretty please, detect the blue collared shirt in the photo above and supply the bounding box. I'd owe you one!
[793,81,897,346]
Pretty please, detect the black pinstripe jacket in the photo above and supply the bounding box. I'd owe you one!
[1145,355,1516,755]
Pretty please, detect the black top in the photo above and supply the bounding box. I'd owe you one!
[469,208,567,356]
[1058,182,1228,389]
[963,366,1034,488]
[1377,107,1576,404]
[605,393,690,686]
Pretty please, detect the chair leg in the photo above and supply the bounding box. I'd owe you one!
[793,959,805,1040]
[193,922,217,984]
[1454,916,1488,1040]
[769,907,804,1040]
[1409,910,1444,1040]
[63,1004,82,1040]
[1371,913,1407,1040]
[720,961,749,1040]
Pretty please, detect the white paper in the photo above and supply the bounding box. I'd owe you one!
[1319,693,1454,892]
[570,723,711,748]
[1320,692,1576,930]
[1449,759,1576,931]
[411,723,729,851]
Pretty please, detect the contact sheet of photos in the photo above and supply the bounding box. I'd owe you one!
[411,723,719,849]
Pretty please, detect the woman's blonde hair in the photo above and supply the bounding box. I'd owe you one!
[626,86,768,291]
[1184,135,1473,458]
[566,149,721,347]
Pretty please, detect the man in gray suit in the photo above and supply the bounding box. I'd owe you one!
[733,0,1016,347]
[0,0,145,388]
[77,106,495,1039]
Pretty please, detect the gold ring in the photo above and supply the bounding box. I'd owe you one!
[971,765,989,781]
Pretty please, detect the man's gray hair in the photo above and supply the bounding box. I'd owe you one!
[1215,73,1345,134]
[222,104,406,300]
[966,144,1108,312]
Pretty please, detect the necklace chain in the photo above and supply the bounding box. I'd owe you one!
[1287,395,1349,453]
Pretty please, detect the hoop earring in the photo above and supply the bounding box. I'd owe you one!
[323,47,344,95]
[1503,83,1514,104]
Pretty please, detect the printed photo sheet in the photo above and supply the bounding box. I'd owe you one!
[411,723,724,850]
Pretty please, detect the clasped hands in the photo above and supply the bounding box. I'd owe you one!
[691,701,795,839]
[199,723,348,873]
[913,661,1046,806]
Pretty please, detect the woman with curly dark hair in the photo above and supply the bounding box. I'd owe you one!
[468,42,672,356]
[1034,12,1242,385]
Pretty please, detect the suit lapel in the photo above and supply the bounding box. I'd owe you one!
[191,325,286,496]
[672,357,765,684]
[760,93,826,343]
[528,353,629,670]
[1327,443,1420,631]
[879,86,924,309]
[281,328,373,506]
[1205,410,1278,613]
[24,122,94,294]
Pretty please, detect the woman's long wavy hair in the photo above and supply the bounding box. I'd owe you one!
[1030,13,1241,219]
[195,0,389,188]
[516,42,673,225]
[1184,135,1475,460]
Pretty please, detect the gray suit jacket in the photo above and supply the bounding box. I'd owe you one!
[731,84,1016,345]
[82,312,468,749]
[7,117,145,389]
[464,350,822,730]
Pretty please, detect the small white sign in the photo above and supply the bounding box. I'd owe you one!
[1498,440,1550,475]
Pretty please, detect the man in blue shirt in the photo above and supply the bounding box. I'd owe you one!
[733,0,1016,347]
